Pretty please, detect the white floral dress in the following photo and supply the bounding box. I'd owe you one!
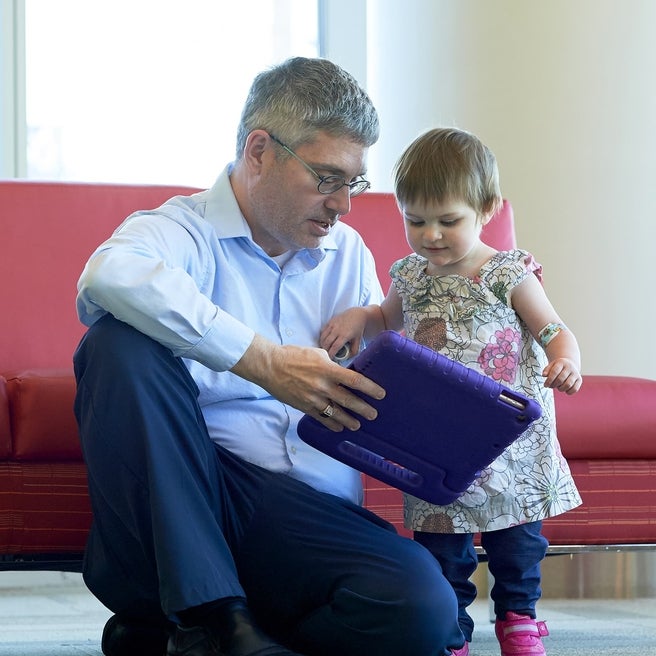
[391,250,582,533]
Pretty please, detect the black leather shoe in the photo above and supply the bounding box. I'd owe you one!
[167,625,221,655]
[101,613,172,656]
[166,600,304,656]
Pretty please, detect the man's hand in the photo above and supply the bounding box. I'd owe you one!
[231,334,385,431]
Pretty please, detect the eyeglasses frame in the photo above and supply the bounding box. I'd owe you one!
[267,133,370,197]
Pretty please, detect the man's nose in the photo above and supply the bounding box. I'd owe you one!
[325,187,352,217]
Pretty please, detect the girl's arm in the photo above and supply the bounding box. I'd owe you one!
[510,274,582,395]
[320,285,404,360]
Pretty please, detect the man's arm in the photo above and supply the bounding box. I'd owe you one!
[231,333,386,431]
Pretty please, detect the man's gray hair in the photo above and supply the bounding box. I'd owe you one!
[235,57,379,158]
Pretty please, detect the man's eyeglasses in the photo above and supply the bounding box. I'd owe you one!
[268,134,370,197]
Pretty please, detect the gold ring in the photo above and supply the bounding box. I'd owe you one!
[320,403,335,418]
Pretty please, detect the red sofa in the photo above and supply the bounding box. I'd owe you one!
[1,180,655,571]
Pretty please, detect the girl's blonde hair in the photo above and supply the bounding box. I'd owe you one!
[393,127,503,217]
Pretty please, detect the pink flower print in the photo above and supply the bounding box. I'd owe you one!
[477,327,520,383]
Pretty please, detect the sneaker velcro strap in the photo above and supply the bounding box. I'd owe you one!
[501,618,550,638]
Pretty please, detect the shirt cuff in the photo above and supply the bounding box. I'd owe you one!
[183,309,256,372]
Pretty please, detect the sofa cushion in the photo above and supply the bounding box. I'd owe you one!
[555,376,656,459]
[7,371,81,461]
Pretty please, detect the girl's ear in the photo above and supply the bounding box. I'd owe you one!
[482,196,504,223]
[479,210,494,226]
[479,197,503,226]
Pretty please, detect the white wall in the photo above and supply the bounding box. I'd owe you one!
[327,0,656,379]
[0,0,26,177]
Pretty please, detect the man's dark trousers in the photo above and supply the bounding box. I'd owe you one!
[73,314,464,656]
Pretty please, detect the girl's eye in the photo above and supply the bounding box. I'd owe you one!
[440,218,461,227]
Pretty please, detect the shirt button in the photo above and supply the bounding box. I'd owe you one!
[290,446,297,454]
[285,329,294,337]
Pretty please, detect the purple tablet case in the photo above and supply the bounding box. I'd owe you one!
[298,331,542,505]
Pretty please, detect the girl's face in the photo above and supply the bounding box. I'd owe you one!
[401,198,491,276]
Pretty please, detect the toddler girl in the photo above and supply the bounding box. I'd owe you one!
[320,127,582,656]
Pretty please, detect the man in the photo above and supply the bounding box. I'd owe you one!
[74,57,465,656]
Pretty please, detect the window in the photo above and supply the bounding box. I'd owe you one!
[23,0,318,187]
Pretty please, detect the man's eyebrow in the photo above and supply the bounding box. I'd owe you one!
[307,158,367,179]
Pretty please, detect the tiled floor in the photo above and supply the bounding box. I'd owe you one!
[1,571,655,655]
[0,572,108,655]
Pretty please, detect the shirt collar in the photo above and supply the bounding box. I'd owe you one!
[203,164,252,239]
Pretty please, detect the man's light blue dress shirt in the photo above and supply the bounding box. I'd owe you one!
[76,166,383,504]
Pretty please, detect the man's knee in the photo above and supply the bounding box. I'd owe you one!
[75,314,165,375]
[294,540,462,655]
[385,542,461,649]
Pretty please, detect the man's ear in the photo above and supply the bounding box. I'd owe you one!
[243,130,270,173]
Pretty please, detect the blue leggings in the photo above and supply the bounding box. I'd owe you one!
[73,315,464,656]
[414,523,548,641]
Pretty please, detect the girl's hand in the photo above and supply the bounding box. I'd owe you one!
[542,358,582,395]
[320,308,369,360]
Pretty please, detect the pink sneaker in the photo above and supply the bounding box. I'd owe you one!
[450,642,469,656]
[495,612,549,655]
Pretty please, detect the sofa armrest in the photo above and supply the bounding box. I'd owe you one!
[0,377,11,458]
[554,375,656,459]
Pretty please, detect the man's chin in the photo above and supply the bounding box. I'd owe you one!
[297,233,327,250]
